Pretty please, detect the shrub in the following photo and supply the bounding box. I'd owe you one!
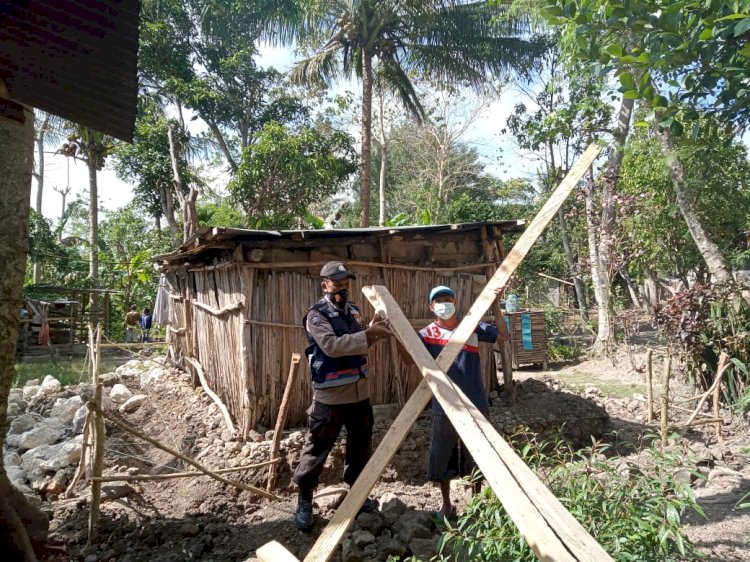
[437,430,704,562]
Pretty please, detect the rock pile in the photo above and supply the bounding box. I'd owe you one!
[5,360,169,499]
[337,492,441,561]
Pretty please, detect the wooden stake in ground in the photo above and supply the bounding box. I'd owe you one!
[646,348,654,423]
[88,325,105,544]
[684,352,730,427]
[267,353,301,493]
[254,143,603,562]
[660,356,671,449]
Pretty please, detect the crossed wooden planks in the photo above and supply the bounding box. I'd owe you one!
[256,144,605,562]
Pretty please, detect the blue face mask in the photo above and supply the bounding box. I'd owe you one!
[433,302,455,320]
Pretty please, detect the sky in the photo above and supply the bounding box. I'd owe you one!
[33,43,539,221]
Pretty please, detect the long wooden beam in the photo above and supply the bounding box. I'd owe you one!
[254,143,602,562]
[366,286,612,561]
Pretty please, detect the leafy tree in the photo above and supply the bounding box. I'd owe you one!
[228,121,358,229]
[112,100,204,241]
[543,0,745,290]
[139,0,308,173]
[620,127,750,285]
[99,206,171,336]
[262,0,547,226]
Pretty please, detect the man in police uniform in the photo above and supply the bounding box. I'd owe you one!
[293,261,391,531]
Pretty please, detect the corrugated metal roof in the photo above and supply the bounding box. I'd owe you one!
[154,221,526,262]
[0,0,140,141]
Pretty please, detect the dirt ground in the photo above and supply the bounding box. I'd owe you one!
[35,341,750,562]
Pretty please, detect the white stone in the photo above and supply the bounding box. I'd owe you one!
[7,465,32,494]
[110,384,134,403]
[140,367,167,387]
[116,359,146,376]
[22,385,40,401]
[24,379,40,388]
[119,395,147,413]
[40,375,62,395]
[7,402,21,417]
[50,395,84,422]
[9,413,41,435]
[17,424,63,451]
[9,388,23,402]
[39,436,83,472]
[4,450,22,467]
[21,435,83,476]
[72,405,89,434]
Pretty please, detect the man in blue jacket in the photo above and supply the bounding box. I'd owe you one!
[293,261,391,531]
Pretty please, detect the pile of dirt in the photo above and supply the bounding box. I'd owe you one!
[16,347,749,561]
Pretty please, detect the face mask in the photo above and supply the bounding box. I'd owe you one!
[327,289,349,308]
[433,302,455,320]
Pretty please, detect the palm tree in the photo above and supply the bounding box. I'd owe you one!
[262,0,544,226]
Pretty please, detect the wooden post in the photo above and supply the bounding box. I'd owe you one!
[254,144,603,562]
[712,377,722,442]
[660,356,671,449]
[646,349,653,423]
[480,225,515,403]
[267,353,301,493]
[88,325,105,543]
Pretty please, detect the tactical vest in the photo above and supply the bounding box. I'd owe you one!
[303,299,368,389]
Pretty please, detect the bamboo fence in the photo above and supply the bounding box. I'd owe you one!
[164,262,499,435]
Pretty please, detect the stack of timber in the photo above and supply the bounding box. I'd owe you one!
[154,222,524,438]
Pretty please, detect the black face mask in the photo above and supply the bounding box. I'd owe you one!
[327,289,349,309]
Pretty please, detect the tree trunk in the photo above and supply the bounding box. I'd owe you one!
[377,90,387,227]
[656,128,735,286]
[359,50,374,228]
[88,160,99,282]
[619,267,644,309]
[558,208,588,320]
[158,184,180,239]
[32,114,49,284]
[167,126,197,242]
[592,96,634,354]
[0,106,49,561]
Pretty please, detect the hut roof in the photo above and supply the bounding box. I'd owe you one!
[155,221,525,265]
[0,0,140,141]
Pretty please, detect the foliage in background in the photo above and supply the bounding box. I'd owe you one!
[619,126,750,283]
[228,121,358,229]
[438,429,704,561]
[654,282,750,403]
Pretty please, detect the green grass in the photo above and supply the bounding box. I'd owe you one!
[554,370,645,399]
[13,356,126,388]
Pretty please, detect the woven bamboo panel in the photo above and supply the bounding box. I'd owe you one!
[505,310,548,367]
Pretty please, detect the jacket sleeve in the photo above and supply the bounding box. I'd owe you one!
[306,311,368,357]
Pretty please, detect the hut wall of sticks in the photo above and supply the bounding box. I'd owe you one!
[155,222,524,439]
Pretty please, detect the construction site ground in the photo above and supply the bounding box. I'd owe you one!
[29,341,750,562]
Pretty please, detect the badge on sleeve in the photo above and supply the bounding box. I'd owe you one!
[310,314,320,326]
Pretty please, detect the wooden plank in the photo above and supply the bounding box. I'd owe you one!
[260,143,602,562]
[366,286,612,562]
[255,540,299,562]
[440,143,601,365]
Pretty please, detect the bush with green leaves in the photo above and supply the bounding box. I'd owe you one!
[654,281,750,404]
[437,430,704,562]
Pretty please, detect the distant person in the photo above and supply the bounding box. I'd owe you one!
[140,307,152,343]
[125,305,140,343]
[419,285,503,519]
[292,261,392,532]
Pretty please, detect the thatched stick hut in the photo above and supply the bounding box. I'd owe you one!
[154,222,523,439]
